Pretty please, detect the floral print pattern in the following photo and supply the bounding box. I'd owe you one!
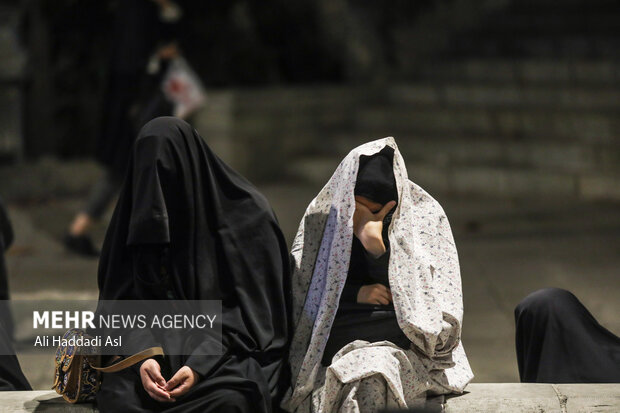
[281,138,473,413]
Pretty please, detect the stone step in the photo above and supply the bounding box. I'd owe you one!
[0,158,101,202]
[287,155,620,200]
[445,383,620,413]
[232,86,378,114]
[224,85,620,149]
[304,134,619,172]
[477,13,620,35]
[3,384,618,412]
[509,0,619,13]
[386,83,620,110]
[408,59,620,85]
[226,84,620,113]
[356,107,619,144]
[393,139,615,172]
[445,34,620,58]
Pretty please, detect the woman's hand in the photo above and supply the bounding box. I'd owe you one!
[353,199,396,257]
[357,283,392,305]
[140,359,173,402]
[164,366,199,399]
[157,42,180,60]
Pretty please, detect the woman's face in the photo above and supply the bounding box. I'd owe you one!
[355,195,383,213]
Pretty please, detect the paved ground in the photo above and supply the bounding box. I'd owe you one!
[4,180,620,389]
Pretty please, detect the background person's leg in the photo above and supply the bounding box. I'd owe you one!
[65,169,123,257]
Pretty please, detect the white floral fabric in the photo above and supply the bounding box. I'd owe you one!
[281,138,474,413]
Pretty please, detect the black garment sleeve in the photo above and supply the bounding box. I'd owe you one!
[123,245,167,369]
[340,281,362,303]
[184,347,226,378]
[131,246,225,378]
[362,246,390,286]
[132,245,174,300]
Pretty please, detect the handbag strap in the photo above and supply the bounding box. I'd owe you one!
[93,347,164,373]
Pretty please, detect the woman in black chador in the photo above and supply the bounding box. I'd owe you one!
[96,117,291,412]
[515,288,620,383]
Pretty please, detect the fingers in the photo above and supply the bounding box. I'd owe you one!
[357,283,393,305]
[371,284,392,305]
[168,382,190,398]
[145,362,166,388]
[165,367,195,398]
[141,359,174,402]
[375,295,390,305]
[164,370,183,392]
[376,200,397,220]
[146,381,174,403]
[355,201,372,214]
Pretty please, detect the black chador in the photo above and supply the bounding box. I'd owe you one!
[0,198,31,391]
[515,288,620,383]
[96,117,291,412]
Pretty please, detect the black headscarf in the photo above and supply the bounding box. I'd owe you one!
[354,146,397,205]
[97,117,290,408]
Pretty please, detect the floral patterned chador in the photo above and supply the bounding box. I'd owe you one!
[282,138,474,413]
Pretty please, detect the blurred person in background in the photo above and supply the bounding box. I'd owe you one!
[64,0,183,257]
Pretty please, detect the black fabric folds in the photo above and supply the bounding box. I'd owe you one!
[0,198,15,339]
[96,117,290,412]
[515,288,620,383]
[0,321,31,391]
[0,199,30,391]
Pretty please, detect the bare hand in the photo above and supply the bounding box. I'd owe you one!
[353,200,396,257]
[157,42,179,60]
[164,366,199,399]
[357,283,392,305]
[140,359,173,402]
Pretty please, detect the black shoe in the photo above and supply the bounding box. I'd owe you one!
[63,233,100,257]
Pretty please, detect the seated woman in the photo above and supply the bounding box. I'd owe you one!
[96,117,291,413]
[282,138,473,413]
[515,288,620,383]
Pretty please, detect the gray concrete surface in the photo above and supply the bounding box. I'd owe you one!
[3,173,620,389]
[443,383,620,412]
[1,384,619,412]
